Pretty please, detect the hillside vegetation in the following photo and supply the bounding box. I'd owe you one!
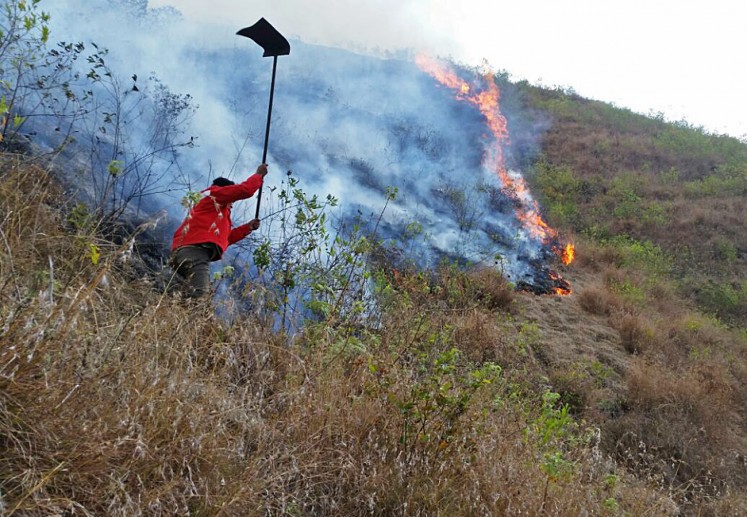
[3,2,747,514]
[507,81,747,326]
[3,92,747,515]
[3,152,694,516]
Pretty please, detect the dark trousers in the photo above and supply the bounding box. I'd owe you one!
[170,245,213,297]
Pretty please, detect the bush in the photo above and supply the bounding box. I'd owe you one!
[696,281,747,324]
[577,286,616,316]
[612,312,653,355]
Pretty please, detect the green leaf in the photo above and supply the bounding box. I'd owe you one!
[180,190,203,209]
[107,159,124,177]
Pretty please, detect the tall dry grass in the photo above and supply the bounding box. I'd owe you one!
[0,156,694,515]
[570,241,747,514]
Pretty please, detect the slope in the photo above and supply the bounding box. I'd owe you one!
[503,79,747,512]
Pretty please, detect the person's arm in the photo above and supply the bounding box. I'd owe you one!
[228,219,260,245]
[211,164,268,204]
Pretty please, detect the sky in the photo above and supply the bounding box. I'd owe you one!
[149,0,747,140]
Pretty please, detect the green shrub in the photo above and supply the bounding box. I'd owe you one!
[696,281,747,323]
[608,237,672,278]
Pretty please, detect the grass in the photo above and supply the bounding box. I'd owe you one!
[0,154,688,515]
[2,70,747,514]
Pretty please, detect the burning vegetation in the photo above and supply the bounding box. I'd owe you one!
[416,55,575,295]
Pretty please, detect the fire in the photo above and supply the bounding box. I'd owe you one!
[416,54,575,291]
[549,271,572,296]
[415,54,563,244]
[561,243,575,265]
[553,242,575,266]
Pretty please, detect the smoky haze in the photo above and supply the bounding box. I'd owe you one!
[145,0,459,58]
[43,0,552,281]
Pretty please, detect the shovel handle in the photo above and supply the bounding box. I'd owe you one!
[255,55,278,220]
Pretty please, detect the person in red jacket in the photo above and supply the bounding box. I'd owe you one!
[169,163,268,297]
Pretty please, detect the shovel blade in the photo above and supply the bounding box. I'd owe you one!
[237,18,290,57]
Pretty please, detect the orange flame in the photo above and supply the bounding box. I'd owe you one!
[561,243,575,265]
[415,55,561,243]
[549,271,572,296]
[416,55,575,285]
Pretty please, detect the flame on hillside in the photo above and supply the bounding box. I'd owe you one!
[555,242,575,266]
[549,271,572,295]
[416,54,574,293]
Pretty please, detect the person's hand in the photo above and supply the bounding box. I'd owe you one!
[256,164,268,177]
[248,218,261,231]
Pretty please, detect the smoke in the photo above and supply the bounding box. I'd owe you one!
[39,0,552,281]
[145,0,460,58]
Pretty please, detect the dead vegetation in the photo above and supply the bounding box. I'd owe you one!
[2,69,747,515]
[0,155,689,515]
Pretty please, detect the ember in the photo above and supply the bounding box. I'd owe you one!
[516,263,572,296]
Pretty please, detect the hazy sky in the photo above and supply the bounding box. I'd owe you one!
[150,0,746,139]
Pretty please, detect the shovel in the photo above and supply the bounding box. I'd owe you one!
[237,18,291,219]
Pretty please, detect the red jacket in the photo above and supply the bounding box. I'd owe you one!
[171,173,264,258]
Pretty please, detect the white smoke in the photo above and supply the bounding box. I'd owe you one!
[145,0,460,58]
[41,0,548,281]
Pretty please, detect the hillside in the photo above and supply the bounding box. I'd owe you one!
[508,81,747,326]
[0,155,680,515]
[3,1,747,514]
[509,80,747,512]
[3,87,747,516]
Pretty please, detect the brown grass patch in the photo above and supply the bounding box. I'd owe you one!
[573,241,624,271]
[612,312,653,355]
[604,359,744,506]
[577,285,617,316]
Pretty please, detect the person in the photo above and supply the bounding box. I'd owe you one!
[169,164,268,297]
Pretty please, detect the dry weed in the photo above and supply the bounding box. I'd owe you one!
[577,285,617,316]
[612,312,653,355]
[2,155,740,515]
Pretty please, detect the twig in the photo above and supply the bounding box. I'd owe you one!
[48,255,54,304]
[8,462,66,515]
[0,225,22,299]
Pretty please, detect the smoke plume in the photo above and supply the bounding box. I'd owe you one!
[41,0,559,283]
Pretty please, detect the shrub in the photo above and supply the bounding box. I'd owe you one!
[696,281,747,324]
[465,266,515,310]
[577,285,616,316]
[429,263,514,312]
[613,312,653,355]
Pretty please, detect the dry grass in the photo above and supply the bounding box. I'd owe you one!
[570,264,747,511]
[2,155,742,515]
[612,312,654,355]
[518,242,747,515]
[605,358,745,507]
[577,285,617,316]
